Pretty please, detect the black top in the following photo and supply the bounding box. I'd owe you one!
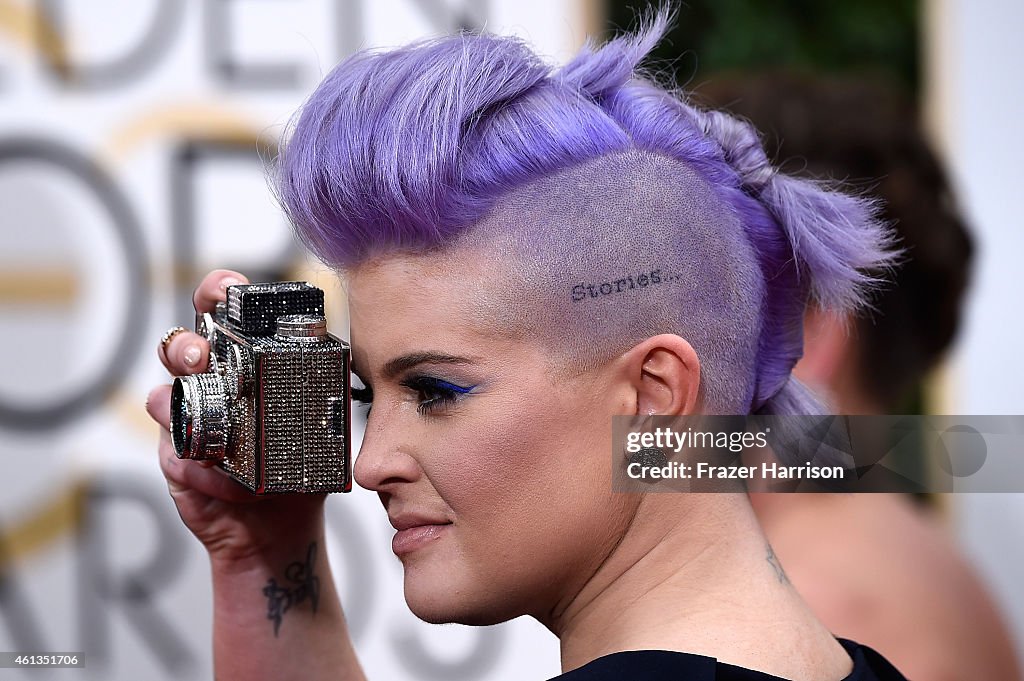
[549,639,907,680]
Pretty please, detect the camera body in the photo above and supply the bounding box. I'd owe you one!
[170,282,351,494]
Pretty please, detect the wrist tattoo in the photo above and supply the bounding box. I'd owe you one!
[766,543,789,585]
[262,541,321,637]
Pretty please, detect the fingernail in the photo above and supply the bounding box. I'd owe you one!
[183,345,202,367]
[220,277,242,291]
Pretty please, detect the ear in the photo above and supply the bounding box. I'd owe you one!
[620,334,701,416]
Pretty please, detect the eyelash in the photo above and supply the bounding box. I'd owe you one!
[404,376,474,414]
[350,376,474,415]
[351,384,373,412]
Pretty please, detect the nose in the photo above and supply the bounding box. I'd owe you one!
[352,411,421,492]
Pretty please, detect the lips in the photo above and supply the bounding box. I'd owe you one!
[388,513,451,531]
[388,513,452,556]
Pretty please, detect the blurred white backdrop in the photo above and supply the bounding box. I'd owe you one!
[926,0,1024,660]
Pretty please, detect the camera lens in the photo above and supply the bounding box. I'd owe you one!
[170,374,228,460]
[170,379,191,455]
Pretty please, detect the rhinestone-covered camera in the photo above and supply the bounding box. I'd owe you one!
[170,282,351,494]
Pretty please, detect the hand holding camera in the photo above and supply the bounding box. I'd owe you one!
[145,270,344,567]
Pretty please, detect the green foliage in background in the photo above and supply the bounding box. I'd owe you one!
[607,0,919,92]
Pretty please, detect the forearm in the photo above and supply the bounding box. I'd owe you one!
[210,529,366,681]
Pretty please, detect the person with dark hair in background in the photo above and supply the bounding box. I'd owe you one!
[701,72,1021,680]
[146,15,912,680]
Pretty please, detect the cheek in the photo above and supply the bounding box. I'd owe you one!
[428,385,629,575]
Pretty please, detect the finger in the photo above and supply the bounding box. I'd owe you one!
[193,269,249,315]
[159,430,259,504]
[159,328,210,375]
[146,384,171,429]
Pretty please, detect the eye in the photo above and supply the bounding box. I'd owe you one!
[401,376,474,415]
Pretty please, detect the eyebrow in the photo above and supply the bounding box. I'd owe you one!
[376,352,482,380]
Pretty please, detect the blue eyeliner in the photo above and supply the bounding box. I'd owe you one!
[402,375,477,414]
[424,378,475,394]
[353,375,477,415]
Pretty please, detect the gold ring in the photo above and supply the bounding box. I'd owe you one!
[160,326,188,352]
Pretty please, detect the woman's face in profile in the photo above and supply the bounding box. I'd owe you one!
[347,251,639,626]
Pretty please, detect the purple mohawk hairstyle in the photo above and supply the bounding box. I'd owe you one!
[274,12,897,417]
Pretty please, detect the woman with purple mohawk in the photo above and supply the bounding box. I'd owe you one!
[147,11,907,681]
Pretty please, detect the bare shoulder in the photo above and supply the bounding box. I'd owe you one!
[751,493,1021,681]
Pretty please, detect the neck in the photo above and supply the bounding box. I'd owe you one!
[542,494,851,678]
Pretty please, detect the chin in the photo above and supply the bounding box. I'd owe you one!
[403,568,521,626]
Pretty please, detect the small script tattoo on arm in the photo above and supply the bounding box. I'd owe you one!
[262,541,321,637]
[766,544,790,585]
